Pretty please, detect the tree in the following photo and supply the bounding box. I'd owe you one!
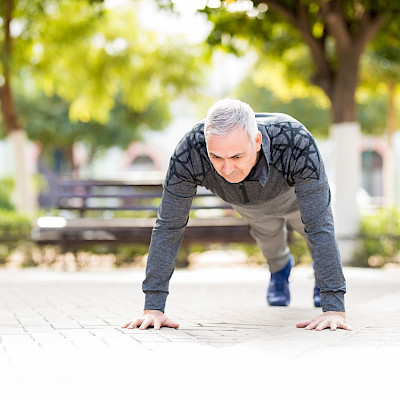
[0,0,206,212]
[0,0,105,213]
[157,0,400,261]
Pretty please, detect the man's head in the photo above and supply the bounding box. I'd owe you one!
[204,98,262,183]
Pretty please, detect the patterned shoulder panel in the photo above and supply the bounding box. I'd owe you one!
[165,122,211,189]
[267,121,321,186]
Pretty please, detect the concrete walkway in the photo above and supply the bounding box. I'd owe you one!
[0,264,399,400]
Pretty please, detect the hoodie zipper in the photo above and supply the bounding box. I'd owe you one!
[239,182,249,203]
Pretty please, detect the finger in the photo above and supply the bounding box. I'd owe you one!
[164,319,179,329]
[153,319,162,330]
[305,320,319,330]
[296,319,313,328]
[338,321,352,331]
[315,320,330,331]
[139,318,153,330]
[330,322,337,331]
[126,318,144,329]
[122,319,142,329]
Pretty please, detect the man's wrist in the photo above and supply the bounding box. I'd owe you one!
[324,310,346,318]
[143,309,164,315]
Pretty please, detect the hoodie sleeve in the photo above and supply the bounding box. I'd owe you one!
[142,135,198,312]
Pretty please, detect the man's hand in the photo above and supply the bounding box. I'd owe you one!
[121,310,179,330]
[296,311,351,331]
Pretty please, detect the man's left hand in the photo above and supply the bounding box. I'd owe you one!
[296,311,351,331]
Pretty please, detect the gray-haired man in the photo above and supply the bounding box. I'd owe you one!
[123,98,351,332]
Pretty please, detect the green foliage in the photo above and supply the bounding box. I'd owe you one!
[353,208,400,267]
[288,231,311,265]
[29,2,206,123]
[0,209,32,265]
[357,92,389,135]
[77,243,149,266]
[234,75,330,137]
[0,178,15,210]
[15,93,171,166]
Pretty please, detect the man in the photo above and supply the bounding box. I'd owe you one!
[123,99,351,332]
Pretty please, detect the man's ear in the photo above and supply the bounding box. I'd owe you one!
[255,131,262,151]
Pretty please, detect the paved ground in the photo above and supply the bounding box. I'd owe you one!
[0,263,400,400]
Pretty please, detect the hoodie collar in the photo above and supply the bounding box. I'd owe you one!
[244,124,270,186]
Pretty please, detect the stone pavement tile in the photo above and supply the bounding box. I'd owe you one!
[17,316,48,324]
[130,334,171,343]
[168,337,198,343]
[0,326,25,334]
[102,317,129,325]
[0,318,20,325]
[88,327,124,337]
[212,328,257,338]
[101,336,145,348]
[58,329,95,339]
[70,338,110,352]
[2,343,44,368]
[23,324,53,332]
[50,321,83,329]
[181,329,225,338]
[0,309,15,316]
[157,330,199,340]
[42,314,76,322]
[0,334,36,345]
[39,342,79,353]
[30,332,68,344]
[78,321,112,328]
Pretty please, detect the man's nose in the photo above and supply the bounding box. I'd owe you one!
[222,160,235,175]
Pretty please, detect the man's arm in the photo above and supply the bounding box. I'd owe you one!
[295,171,350,330]
[271,121,347,327]
[295,174,347,313]
[142,187,195,312]
[122,133,201,329]
[122,187,195,330]
[294,147,350,330]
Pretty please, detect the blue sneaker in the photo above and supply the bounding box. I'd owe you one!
[266,255,293,306]
[313,285,321,308]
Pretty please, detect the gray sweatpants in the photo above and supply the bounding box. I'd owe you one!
[233,205,309,273]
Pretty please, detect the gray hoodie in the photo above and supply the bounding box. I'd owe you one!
[143,113,346,313]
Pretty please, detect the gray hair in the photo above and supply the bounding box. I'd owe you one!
[204,98,258,142]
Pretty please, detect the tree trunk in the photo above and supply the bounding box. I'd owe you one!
[331,122,361,263]
[8,130,36,214]
[0,87,35,214]
[330,53,359,123]
[0,0,35,214]
[327,53,361,263]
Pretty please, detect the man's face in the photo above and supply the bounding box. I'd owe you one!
[206,127,262,183]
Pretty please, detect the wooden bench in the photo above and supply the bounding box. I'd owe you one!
[32,178,255,250]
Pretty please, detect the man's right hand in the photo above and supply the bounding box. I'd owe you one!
[121,310,179,330]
